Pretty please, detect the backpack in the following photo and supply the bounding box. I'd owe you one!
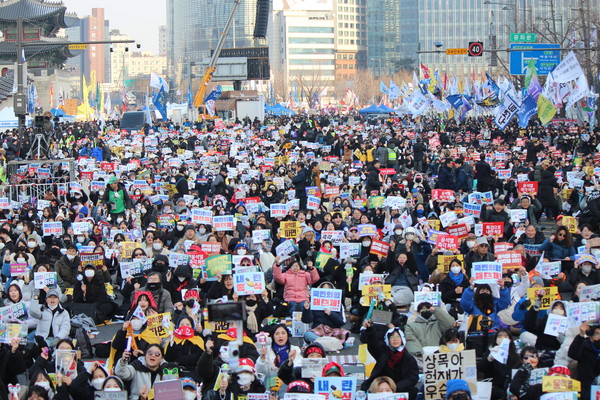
[74,327,93,359]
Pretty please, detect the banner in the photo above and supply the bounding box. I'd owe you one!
[314,377,357,400]
[495,95,519,130]
[473,262,503,284]
[423,350,477,400]
[518,95,538,128]
[310,288,343,312]
[538,95,557,125]
[551,51,584,83]
[233,272,265,296]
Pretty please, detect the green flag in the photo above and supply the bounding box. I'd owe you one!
[524,60,537,89]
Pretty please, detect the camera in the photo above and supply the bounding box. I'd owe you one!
[207,302,247,322]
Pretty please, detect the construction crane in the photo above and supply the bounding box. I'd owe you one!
[192,0,241,120]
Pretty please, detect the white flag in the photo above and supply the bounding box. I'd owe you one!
[149,72,169,92]
[552,51,585,83]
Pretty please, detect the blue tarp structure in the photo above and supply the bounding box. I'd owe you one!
[378,104,395,113]
[358,104,385,114]
[50,108,66,116]
[267,103,295,116]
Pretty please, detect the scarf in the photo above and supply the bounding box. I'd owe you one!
[449,272,464,286]
[273,343,290,367]
[387,348,405,370]
[107,328,160,372]
[168,326,205,350]
[246,303,259,333]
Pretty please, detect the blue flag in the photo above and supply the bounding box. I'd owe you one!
[187,84,192,109]
[204,86,222,103]
[446,95,463,110]
[152,86,167,120]
[380,81,390,95]
[518,95,537,128]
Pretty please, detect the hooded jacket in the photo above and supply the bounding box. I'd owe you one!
[273,263,320,303]
[114,356,167,400]
[404,306,455,356]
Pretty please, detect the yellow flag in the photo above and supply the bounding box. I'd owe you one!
[82,75,88,105]
[537,94,556,126]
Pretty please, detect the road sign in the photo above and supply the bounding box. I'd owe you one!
[509,43,561,76]
[67,44,87,50]
[468,42,483,57]
[511,33,536,43]
[446,48,468,55]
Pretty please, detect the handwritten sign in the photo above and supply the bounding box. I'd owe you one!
[423,350,477,400]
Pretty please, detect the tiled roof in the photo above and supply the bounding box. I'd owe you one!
[0,0,67,27]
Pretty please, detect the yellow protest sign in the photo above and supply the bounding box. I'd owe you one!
[360,284,392,306]
[427,219,441,230]
[280,221,301,239]
[541,376,580,392]
[527,287,559,310]
[121,241,137,259]
[537,95,557,126]
[562,216,578,234]
[437,254,464,273]
[146,313,172,338]
[315,252,332,270]
[562,188,573,200]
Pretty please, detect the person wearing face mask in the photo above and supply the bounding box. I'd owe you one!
[28,370,55,400]
[101,177,133,225]
[438,328,465,353]
[360,324,419,399]
[165,264,197,304]
[73,264,117,324]
[439,259,470,314]
[164,317,205,381]
[54,245,80,289]
[568,254,600,287]
[58,361,109,399]
[136,271,174,314]
[148,235,171,258]
[29,289,71,348]
[524,299,567,353]
[478,328,521,399]
[108,312,160,371]
[460,282,511,332]
[568,322,600,400]
[100,376,126,392]
[404,301,455,362]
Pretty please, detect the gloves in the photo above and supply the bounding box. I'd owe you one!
[519,299,532,310]
[532,297,542,311]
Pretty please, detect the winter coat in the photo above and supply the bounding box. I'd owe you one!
[568,334,600,399]
[55,255,81,288]
[539,238,575,261]
[384,253,419,291]
[28,301,71,340]
[436,165,455,190]
[130,286,174,314]
[404,307,455,356]
[510,198,542,228]
[273,264,319,303]
[455,166,469,192]
[73,274,108,304]
[255,343,302,377]
[439,273,470,305]
[365,164,382,194]
[460,286,511,330]
[292,167,309,197]
[114,356,167,400]
[538,170,559,208]
[481,208,512,239]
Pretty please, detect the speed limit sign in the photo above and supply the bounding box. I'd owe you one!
[468,41,483,57]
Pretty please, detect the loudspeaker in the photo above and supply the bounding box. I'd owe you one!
[253,0,269,39]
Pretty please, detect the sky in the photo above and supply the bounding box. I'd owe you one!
[62,0,166,55]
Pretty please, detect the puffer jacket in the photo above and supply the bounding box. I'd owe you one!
[539,238,575,261]
[404,306,456,356]
[114,356,167,400]
[273,264,319,303]
[28,301,71,340]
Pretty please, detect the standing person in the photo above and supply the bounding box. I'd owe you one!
[292,162,309,210]
[365,160,383,195]
[413,138,426,172]
[568,322,600,400]
[210,166,230,198]
[475,153,492,193]
[101,177,133,224]
[454,158,469,193]
[538,168,560,220]
[436,158,455,190]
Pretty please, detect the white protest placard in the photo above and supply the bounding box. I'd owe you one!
[120,262,145,279]
[252,229,271,244]
[213,215,235,231]
[168,253,190,268]
[368,394,409,400]
[275,239,299,261]
[270,203,289,218]
[284,394,325,400]
[358,273,386,290]
[42,221,63,236]
[0,198,9,209]
[413,291,441,308]
[544,313,568,337]
[301,358,329,379]
[423,350,477,400]
[384,196,407,209]
[191,209,213,225]
[321,230,345,245]
[340,242,361,260]
[567,301,599,328]
[233,272,265,296]
[539,392,578,400]
[310,288,342,312]
[473,262,503,284]
[307,196,321,210]
[510,209,528,223]
[536,261,562,279]
[439,211,458,228]
[580,283,600,301]
[463,203,482,218]
[0,302,27,321]
[491,338,511,364]
[34,272,58,289]
[72,222,90,235]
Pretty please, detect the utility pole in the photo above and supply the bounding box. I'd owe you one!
[13,17,27,136]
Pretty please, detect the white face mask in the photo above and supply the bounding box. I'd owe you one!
[447,343,459,351]
[451,266,462,275]
[66,254,76,261]
[582,265,593,274]
[85,269,95,278]
[591,249,600,257]
[183,390,196,400]
[362,240,371,247]
[237,249,247,255]
[237,373,253,386]
[0,243,4,250]
[178,276,186,282]
[36,381,51,391]
[91,378,104,391]
[153,243,163,251]
[177,225,184,231]
[405,233,415,241]
[198,227,206,234]
[220,345,229,362]
[116,218,124,223]
[16,258,26,264]
[104,387,121,392]
[552,308,565,316]
[15,226,23,234]
[466,241,476,249]
[394,229,402,235]
[131,319,143,331]
[77,236,85,243]
[27,241,36,248]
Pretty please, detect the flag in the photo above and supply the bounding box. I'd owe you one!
[293,82,298,103]
[104,92,112,115]
[187,84,192,109]
[552,51,585,83]
[420,63,430,80]
[58,86,64,106]
[150,72,169,92]
[313,91,319,108]
[380,81,390,95]
[82,75,88,107]
[537,94,557,125]
[524,59,537,89]
[389,81,399,100]
[494,95,519,130]
[518,95,537,128]
[566,75,590,109]
[319,87,328,97]
[144,94,153,125]
[204,86,222,103]
[152,86,167,119]
[49,83,54,108]
[483,73,500,99]
[95,82,101,111]
[528,74,543,101]
[27,83,36,114]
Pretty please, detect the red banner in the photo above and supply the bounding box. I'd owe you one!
[483,222,504,236]
[369,239,390,257]
[518,181,539,195]
[436,234,459,250]
[432,189,455,202]
[446,223,469,238]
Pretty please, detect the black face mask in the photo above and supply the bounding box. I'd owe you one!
[420,310,433,320]
[17,247,26,252]
[504,281,513,289]
[185,299,195,308]
[147,282,161,291]
[154,263,167,272]
[246,299,257,307]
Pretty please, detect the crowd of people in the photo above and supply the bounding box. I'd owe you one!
[0,113,598,400]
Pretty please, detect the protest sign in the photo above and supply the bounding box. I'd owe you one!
[0,303,27,322]
[119,262,146,279]
[544,313,568,337]
[439,211,458,228]
[34,272,58,289]
[94,392,128,400]
[518,181,539,194]
[233,272,265,295]
[414,291,441,308]
[482,222,504,236]
[315,252,332,270]
[536,261,562,279]
[275,239,299,260]
[473,262,503,284]
[324,185,340,198]
[494,242,514,253]
[302,358,329,379]
[80,252,104,269]
[0,322,27,345]
[384,196,407,209]
[284,395,325,400]
[10,263,29,277]
[446,223,469,238]
[423,350,477,400]
[314,376,357,400]
[120,242,137,259]
[360,284,392,306]
[367,394,409,400]
[435,234,459,251]
[168,253,190,268]
[437,254,464,273]
[153,379,183,400]
[432,189,454,202]
[490,338,511,364]
[252,229,271,244]
[321,230,345,245]
[201,242,222,255]
[213,215,235,231]
[270,203,288,218]
[310,288,342,312]
[427,229,444,245]
[55,350,78,379]
[495,251,523,269]
[368,196,385,209]
[307,196,321,210]
[146,313,172,338]
[357,224,378,237]
[191,209,213,225]
[370,239,390,256]
[523,244,543,257]
[580,283,600,301]
[42,222,63,236]
[463,203,482,218]
[426,219,441,230]
[204,255,232,280]
[562,216,578,234]
[510,209,528,224]
[72,222,90,235]
[291,311,309,337]
[281,221,301,239]
[541,376,580,393]
[566,301,599,328]
[358,273,386,290]
[340,242,361,259]
[157,214,175,229]
[527,287,559,310]
[539,393,578,400]
[592,386,600,400]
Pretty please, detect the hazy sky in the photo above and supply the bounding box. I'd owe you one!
[62,0,166,55]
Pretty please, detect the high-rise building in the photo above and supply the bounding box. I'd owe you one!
[166,0,266,89]
[334,0,367,82]
[158,25,167,57]
[110,30,131,87]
